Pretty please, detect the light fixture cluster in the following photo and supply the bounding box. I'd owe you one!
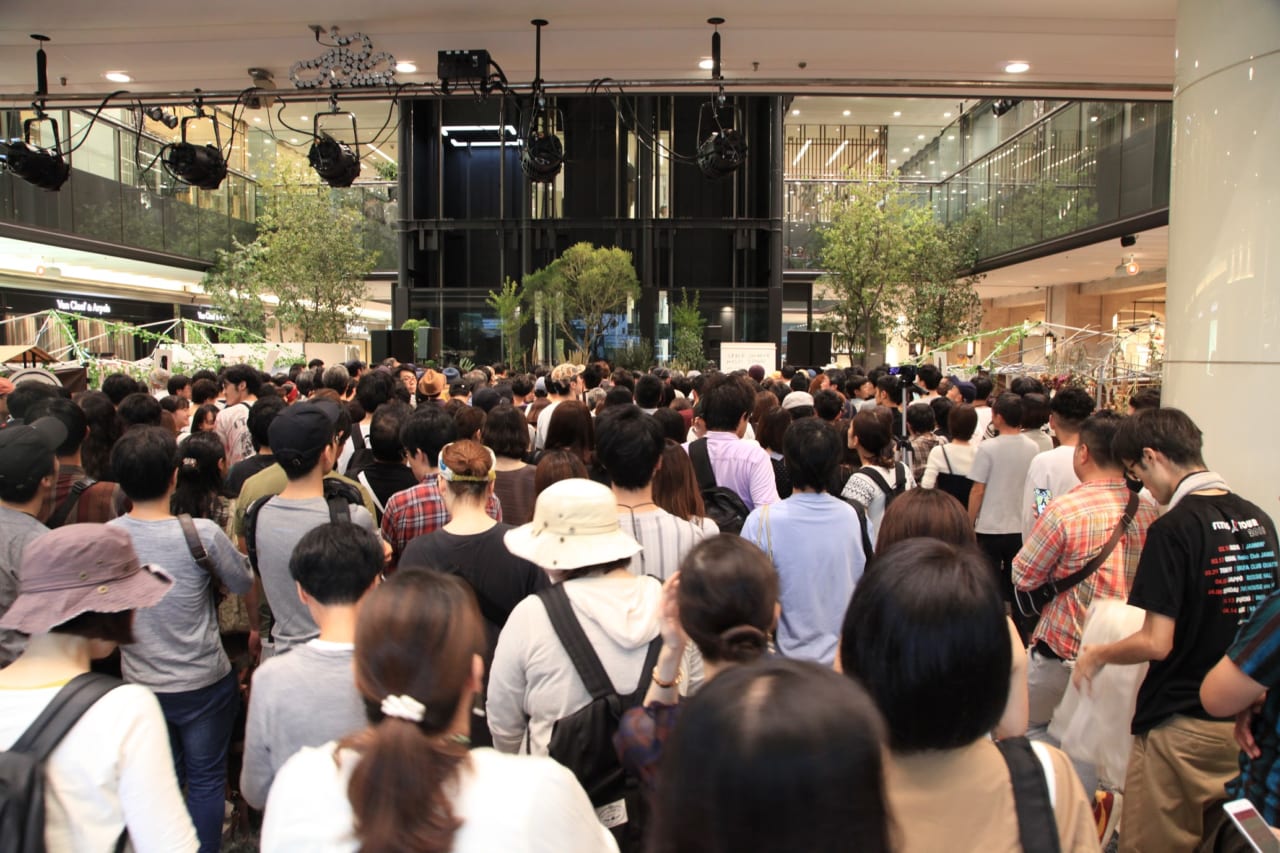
[289,29,396,89]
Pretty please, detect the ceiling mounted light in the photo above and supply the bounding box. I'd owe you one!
[0,115,70,191]
[105,71,132,83]
[991,98,1020,117]
[308,101,361,187]
[892,110,902,118]
[842,109,851,117]
[697,17,748,180]
[1004,61,1030,74]
[395,61,417,73]
[144,106,179,129]
[699,58,715,70]
[522,20,564,182]
[163,102,227,190]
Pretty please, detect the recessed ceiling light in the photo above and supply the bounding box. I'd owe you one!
[254,117,262,123]
[917,134,926,140]
[699,58,715,70]
[290,138,299,144]
[300,115,309,122]
[947,135,955,140]
[1004,61,1030,74]
[105,71,132,83]
[902,147,910,153]
[842,110,851,117]
[943,111,952,118]
[892,111,902,118]
[395,61,418,73]
[889,159,897,164]
[792,109,801,116]
[1089,115,1098,123]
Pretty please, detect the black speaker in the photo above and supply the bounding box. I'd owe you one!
[787,331,832,367]
[371,329,416,364]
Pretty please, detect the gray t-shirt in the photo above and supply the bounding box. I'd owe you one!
[254,497,378,652]
[969,434,1041,535]
[240,639,365,809]
[110,515,253,692]
[0,507,48,666]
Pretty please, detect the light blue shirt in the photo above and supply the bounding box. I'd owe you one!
[741,491,868,666]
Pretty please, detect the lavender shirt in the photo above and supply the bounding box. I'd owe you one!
[684,430,779,511]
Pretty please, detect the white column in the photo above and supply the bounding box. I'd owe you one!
[1164,0,1280,508]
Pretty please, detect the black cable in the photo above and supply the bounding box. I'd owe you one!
[61,90,130,155]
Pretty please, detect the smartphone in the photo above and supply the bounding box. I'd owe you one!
[1224,799,1280,853]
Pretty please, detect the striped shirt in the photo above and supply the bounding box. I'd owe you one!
[617,508,712,582]
[1225,589,1280,825]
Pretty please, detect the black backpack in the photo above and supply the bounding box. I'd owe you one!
[933,446,974,509]
[857,462,908,508]
[243,478,360,572]
[687,438,751,535]
[539,584,662,853]
[0,673,123,853]
[342,425,375,478]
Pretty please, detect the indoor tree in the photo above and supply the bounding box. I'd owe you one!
[524,242,641,359]
[486,277,530,369]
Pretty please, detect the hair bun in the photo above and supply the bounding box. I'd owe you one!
[718,625,769,662]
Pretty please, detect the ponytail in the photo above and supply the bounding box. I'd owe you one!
[715,625,771,665]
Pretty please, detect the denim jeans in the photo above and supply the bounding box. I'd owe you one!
[155,670,240,853]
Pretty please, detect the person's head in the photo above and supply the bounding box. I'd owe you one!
[1020,393,1050,431]
[533,448,588,496]
[290,521,383,606]
[321,364,350,396]
[609,369,635,393]
[25,397,87,459]
[367,401,410,464]
[1074,410,1124,479]
[101,372,142,406]
[789,373,809,394]
[905,402,936,437]
[784,418,842,492]
[438,439,496,507]
[849,407,895,466]
[7,380,62,423]
[543,400,594,462]
[678,535,778,665]
[651,658,890,853]
[874,489,977,551]
[755,407,792,455]
[504,477,641,578]
[1048,386,1095,436]
[548,362,583,397]
[990,392,1023,430]
[393,364,418,398]
[190,403,219,433]
[77,391,123,481]
[1128,387,1162,414]
[595,405,663,490]
[222,363,261,406]
[948,403,978,441]
[634,374,664,409]
[749,390,778,429]
[1113,407,1207,502]
[246,396,286,453]
[651,441,707,522]
[840,538,1010,754]
[480,404,529,461]
[452,405,486,443]
[812,389,842,422]
[916,363,942,392]
[268,400,342,481]
[808,373,831,395]
[355,370,395,416]
[781,391,815,419]
[400,405,457,470]
[0,417,65,505]
[928,397,953,438]
[652,407,687,444]
[874,374,902,407]
[171,431,226,519]
[116,392,162,429]
[341,569,485,853]
[847,375,874,400]
[971,375,993,404]
[0,523,173,653]
[111,426,178,502]
[700,373,754,433]
[167,374,192,398]
[190,378,219,406]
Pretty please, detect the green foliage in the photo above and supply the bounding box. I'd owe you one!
[610,338,655,373]
[400,318,429,332]
[200,239,270,340]
[524,243,641,358]
[896,221,985,351]
[670,289,706,371]
[216,161,376,343]
[374,160,398,182]
[486,278,531,369]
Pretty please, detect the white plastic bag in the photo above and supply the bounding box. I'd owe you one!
[1048,598,1149,789]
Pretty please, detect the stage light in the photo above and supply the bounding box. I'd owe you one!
[163,107,227,190]
[1121,233,1137,248]
[144,106,179,129]
[309,134,361,187]
[522,132,563,182]
[0,115,69,191]
[992,99,1021,117]
[697,129,747,179]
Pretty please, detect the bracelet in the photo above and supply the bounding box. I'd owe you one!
[652,667,684,689]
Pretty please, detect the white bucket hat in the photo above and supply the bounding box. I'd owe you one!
[504,478,642,571]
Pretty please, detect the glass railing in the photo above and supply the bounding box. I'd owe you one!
[0,108,398,271]
[784,100,1171,268]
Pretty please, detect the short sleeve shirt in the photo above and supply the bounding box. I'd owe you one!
[1225,588,1280,825]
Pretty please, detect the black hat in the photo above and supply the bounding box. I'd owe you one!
[0,417,67,489]
[268,401,339,471]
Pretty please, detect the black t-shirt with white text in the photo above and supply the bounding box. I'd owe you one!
[1129,492,1280,734]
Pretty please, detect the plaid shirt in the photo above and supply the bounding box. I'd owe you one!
[381,472,502,562]
[39,464,123,527]
[1012,478,1158,659]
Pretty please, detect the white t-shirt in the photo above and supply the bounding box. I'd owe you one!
[0,682,198,852]
[534,400,563,452]
[969,434,1040,535]
[1022,444,1080,539]
[973,405,994,444]
[841,463,917,540]
[261,744,619,853]
[922,442,977,489]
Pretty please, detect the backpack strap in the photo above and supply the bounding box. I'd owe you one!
[894,462,907,492]
[177,513,218,577]
[858,466,895,499]
[350,425,367,451]
[243,495,273,574]
[9,672,123,760]
[538,584,616,702]
[626,634,665,705]
[941,446,954,475]
[995,736,1062,853]
[850,499,875,558]
[688,438,718,491]
[47,478,97,529]
[327,494,353,525]
[357,471,385,515]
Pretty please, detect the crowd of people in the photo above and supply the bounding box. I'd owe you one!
[0,355,1276,853]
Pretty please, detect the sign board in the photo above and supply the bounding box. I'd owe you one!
[720,342,777,373]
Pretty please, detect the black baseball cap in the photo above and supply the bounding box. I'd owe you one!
[0,417,67,488]
[267,401,339,471]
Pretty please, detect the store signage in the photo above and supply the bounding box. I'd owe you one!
[56,298,112,316]
[346,323,369,337]
[196,309,227,322]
